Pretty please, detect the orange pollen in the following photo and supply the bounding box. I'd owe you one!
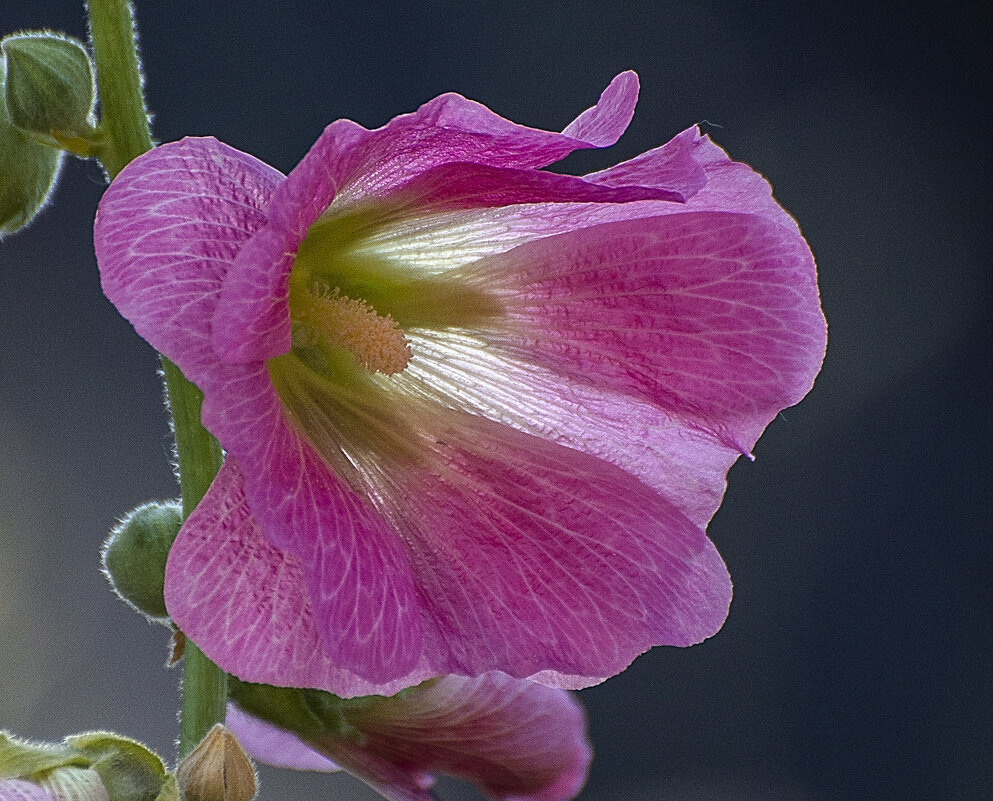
[298,284,411,375]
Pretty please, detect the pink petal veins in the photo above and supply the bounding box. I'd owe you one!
[165,460,429,695]
[167,408,731,692]
[454,211,825,452]
[94,138,281,384]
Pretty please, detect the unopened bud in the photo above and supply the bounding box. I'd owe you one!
[66,732,169,801]
[175,726,256,801]
[1,730,169,801]
[0,58,63,236]
[102,500,183,622]
[1,33,95,141]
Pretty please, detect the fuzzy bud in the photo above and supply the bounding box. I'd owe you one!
[0,57,62,235]
[1,730,171,801]
[65,732,169,801]
[102,500,183,622]
[175,726,256,801]
[1,33,95,141]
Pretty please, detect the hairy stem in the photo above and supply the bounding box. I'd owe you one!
[87,0,152,175]
[87,0,227,757]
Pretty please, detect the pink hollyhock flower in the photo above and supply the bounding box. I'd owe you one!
[94,72,825,696]
[226,671,590,801]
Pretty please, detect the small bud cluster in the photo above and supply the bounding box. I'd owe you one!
[0,31,95,236]
[1,726,258,801]
[0,729,177,801]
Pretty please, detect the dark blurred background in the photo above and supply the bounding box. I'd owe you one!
[2,2,990,800]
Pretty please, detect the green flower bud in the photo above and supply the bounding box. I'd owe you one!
[66,732,168,801]
[0,57,63,236]
[1,730,169,801]
[102,500,183,622]
[1,32,95,142]
[175,725,256,801]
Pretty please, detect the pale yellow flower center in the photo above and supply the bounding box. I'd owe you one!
[293,282,411,376]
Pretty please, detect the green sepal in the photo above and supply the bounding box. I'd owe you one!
[227,680,327,739]
[226,678,432,749]
[0,57,63,236]
[227,679,366,745]
[0,731,89,779]
[1,32,96,144]
[102,500,183,622]
[66,732,167,801]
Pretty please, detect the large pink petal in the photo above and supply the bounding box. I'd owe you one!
[94,138,282,383]
[258,348,731,679]
[454,211,825,453]
[348,133,822,526]
[167,410,730,693]
[165,459,434,697]
[210,73,640,364]
[97,141,426,686]
[389,413,731,681]
[318,673,590,801]
[398,340,741,527]
[196,364,423,683]
[326,70,639,201]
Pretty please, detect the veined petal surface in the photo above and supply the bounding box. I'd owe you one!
[94,137,282,385]
[385,210,823,523]
[305,126,802,286]
[166,460,429,695]
[167,406,730,691]
[453,211,824,451]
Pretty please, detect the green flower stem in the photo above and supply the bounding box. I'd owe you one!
[87,0,227,757]
[86,0,152,176]
[162,359,227,757]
